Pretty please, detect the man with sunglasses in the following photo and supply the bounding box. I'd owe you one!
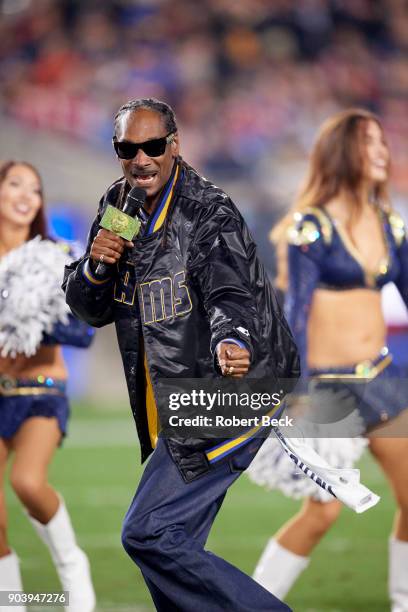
[63,97,298,611]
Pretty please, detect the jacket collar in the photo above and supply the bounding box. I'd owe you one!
[145,160,181,236]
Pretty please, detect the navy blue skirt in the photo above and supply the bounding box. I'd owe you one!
[309,348,408,432]
[0,393,70,440]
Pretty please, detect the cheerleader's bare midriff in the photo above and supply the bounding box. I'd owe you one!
[307,287,386,369]
[0,345,67,381]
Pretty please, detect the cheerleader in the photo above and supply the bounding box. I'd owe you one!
[0,161,96,611]
[247,109,408,611]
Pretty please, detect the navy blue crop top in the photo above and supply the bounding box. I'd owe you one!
[285,206,408,373]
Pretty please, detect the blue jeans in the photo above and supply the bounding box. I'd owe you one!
[122,436,290,611]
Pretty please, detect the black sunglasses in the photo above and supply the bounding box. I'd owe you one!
[113,132,176,159]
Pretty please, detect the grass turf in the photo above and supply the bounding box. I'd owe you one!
[7,403,393,612]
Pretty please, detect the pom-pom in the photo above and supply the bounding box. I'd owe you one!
[247,435,368,503]
[0,237,75,357]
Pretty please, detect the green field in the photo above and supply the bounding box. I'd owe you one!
[7,403,393,612]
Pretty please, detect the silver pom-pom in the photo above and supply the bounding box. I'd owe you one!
[0,237,75,357]
[247,386,368,503]
[247,435,368,502]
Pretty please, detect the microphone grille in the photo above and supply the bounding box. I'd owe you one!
[128,187,147,203]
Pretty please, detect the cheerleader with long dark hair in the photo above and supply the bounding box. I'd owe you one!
[0,161,96,612]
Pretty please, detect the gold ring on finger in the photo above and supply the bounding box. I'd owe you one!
[228,366,234,375]
[99,254,105,263]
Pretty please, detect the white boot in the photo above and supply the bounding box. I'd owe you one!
[389,537,408,612]
[28,498,95,612]
[253,538,310,599]
[0,550,26,612]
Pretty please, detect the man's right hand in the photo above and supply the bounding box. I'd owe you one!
[90,228,134,266]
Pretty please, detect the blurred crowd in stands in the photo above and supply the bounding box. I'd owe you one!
[1,0,408,228]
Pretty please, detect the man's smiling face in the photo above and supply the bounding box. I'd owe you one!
[115,108,179,211]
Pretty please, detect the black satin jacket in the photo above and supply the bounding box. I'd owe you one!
[63,160,299,481]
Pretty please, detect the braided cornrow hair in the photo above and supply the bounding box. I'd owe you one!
[113,98,177,141]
